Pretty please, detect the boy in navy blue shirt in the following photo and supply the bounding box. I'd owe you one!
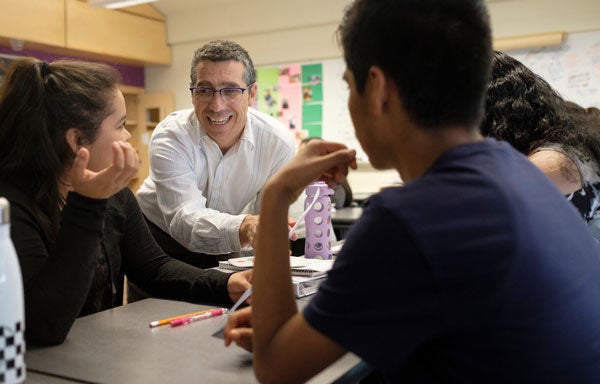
[225,0,600,382]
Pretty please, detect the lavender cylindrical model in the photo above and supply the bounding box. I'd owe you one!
[304,182,334,259]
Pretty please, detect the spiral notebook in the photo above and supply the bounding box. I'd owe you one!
[218,256,334,277]
[292,275,327,297]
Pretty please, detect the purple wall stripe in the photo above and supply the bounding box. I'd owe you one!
[0,46,145,88]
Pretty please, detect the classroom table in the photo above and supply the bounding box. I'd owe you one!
[331,206,364,239]
[351,192,373,206]
[25,371,82,383]
[25,298,361,384]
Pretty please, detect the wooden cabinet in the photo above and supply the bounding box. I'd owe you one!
[0,0,65,47]
[66,0,171,65]
[0,0,170,66]
[121,86,174,193]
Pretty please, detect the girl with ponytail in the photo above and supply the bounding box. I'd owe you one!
[0,58,251,346]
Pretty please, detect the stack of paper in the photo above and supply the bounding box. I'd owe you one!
[218,256,334,277]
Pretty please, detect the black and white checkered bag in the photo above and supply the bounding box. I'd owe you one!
[0,321,25,384]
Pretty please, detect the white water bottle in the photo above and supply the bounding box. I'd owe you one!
[0,198,26,384]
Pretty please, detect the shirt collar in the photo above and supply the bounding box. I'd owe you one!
[240,109,256,150]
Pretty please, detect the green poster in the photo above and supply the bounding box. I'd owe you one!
[303,123,322,138]
[301,63,322,84]
[301,63,323,138]
[255,63,324,141]
[256,67,280,118]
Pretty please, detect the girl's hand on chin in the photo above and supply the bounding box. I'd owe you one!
[69,141,140,199]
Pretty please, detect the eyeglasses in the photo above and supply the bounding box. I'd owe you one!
[189,83,254,103]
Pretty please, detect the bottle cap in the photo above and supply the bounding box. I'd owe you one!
[0,197,9,225]
[305,181,334,196]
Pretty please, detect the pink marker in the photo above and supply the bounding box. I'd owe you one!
[170,308,228,327]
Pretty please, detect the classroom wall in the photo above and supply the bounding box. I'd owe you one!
[145,0,347,108]
[144,0,600,194]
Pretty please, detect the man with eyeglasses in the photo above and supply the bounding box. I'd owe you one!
[137,40,295,269]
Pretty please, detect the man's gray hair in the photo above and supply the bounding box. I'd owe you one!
[190,40,256,86]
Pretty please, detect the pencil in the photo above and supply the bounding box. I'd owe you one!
[148,308,214,328]
[170,308,228,327]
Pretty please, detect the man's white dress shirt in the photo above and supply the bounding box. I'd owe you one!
[137,108,295,254]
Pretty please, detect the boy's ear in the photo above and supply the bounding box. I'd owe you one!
[65,128,83,154]
[366,66,390,116]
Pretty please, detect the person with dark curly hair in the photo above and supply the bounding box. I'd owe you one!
[482,51,600,239]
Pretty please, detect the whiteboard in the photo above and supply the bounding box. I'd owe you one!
[312,30,600,163]
[321,58,368,162]
[508,30,600,108]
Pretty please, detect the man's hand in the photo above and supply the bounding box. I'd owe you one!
[288,218,299,241]
[227,269,252,303]
[239,215,259,249]
[224,306,253,352]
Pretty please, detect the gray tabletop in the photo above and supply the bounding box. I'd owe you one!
[24,371,80,383]
[26,298,360,384]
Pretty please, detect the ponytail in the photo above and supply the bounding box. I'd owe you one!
[0,58,120,236]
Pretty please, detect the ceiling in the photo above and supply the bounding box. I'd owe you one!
[151,0,517,18]
[151,0,240,16]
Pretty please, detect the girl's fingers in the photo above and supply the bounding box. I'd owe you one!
[70,148,90,180]
[112,141,125,171]
[122,142,139,180]
[111,142,138,187]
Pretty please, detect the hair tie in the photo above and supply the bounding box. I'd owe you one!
[40,61,51,78]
